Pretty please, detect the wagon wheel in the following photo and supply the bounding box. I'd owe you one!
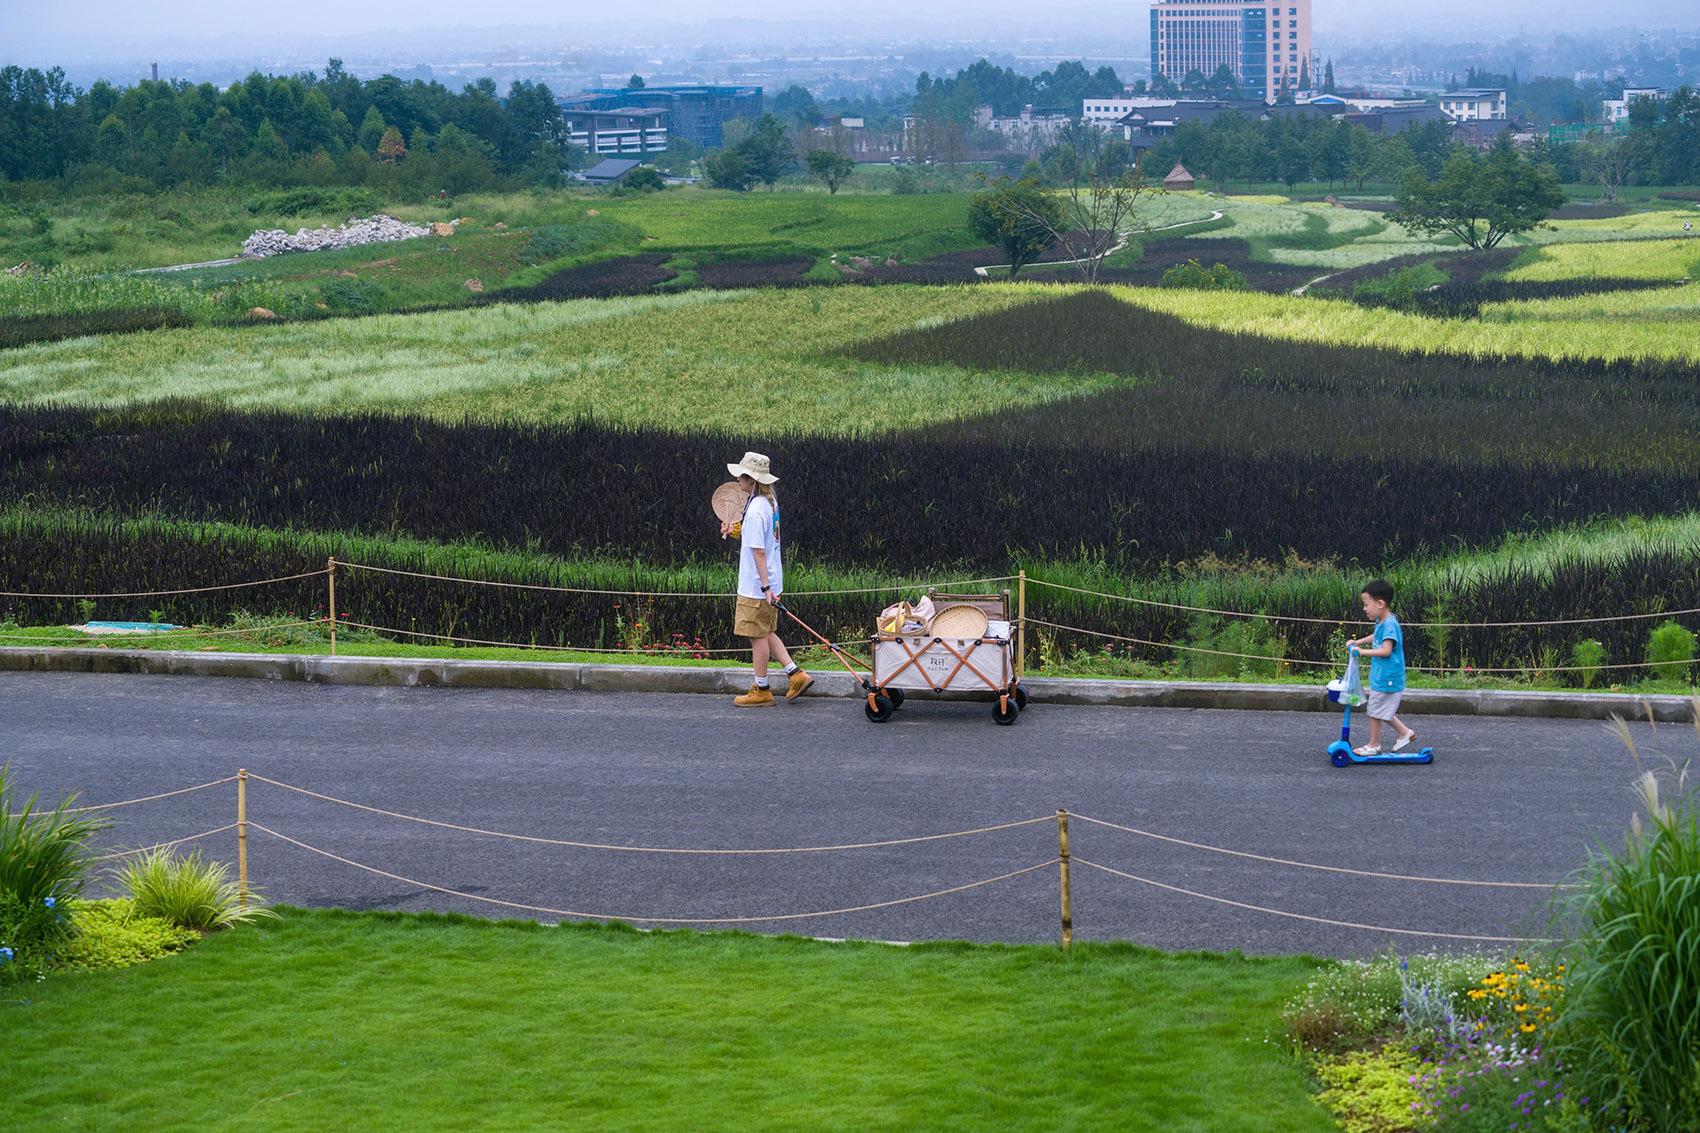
[886,687,906,709]
[865,693,895,723]
[1011,684,1029,710]
[992,695,1019,726]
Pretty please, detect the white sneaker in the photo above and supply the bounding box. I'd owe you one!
[1392,730,1417,753]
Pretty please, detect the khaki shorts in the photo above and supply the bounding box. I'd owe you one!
[734,595,779,640]
[1367,689,1403,721]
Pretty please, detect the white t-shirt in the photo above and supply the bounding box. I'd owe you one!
[737,495,783,599]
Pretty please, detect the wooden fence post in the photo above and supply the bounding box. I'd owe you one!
[327,557,338,656]
[1057,808,1072,949]
[1017,570,1027,677]
[237,768,249,913]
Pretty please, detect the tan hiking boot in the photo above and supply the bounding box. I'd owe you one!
[734,683,775,707]
[785,670,816,701]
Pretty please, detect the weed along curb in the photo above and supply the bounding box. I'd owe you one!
[1,645,1694,723]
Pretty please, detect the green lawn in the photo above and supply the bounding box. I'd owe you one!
[0,908,1336,1131]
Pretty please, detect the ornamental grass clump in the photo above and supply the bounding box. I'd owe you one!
[1548,711,1700,1132]
[116,847,275,931]
[0,762,107,979]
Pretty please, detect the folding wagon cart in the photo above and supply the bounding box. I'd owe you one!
[863,590,1027,725]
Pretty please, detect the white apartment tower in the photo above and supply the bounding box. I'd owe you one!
[1149,0,1313,102]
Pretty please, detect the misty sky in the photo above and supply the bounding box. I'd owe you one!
[8,0,1699,64]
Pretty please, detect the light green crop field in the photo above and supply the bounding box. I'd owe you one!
[0,909,1336,1132]
[0,285,1089,431]
[1502,237,1700,281]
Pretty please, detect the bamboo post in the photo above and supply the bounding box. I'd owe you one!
[327,557,338,656]
[1057,808,1073,950]
[237,768,249,913]
[1017,570,1027,677]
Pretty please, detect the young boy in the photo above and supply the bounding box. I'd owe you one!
[1344,578,1416,756]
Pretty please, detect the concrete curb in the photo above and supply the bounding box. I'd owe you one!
[2,645,1694,722]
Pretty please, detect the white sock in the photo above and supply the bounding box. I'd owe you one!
[755,677,770,689]
[784,663,799,675]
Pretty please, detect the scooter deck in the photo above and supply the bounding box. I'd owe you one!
[1327,741,1433,767]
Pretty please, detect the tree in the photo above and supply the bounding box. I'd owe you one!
[805,148,855,194]
[1148,72,1178,98]
[1324,59,1336,95]
[734,113,793,189]
[772,84,820,129]
[1572,132,1633,202]
[1343,123,1378,191]
[1204,65,1241,101]
[376,124,407,163]
[627,74,645,90]
[1388,138,1565,250]
[622,165,664,191]
[703,149,751,190]
[967,176,1063,275]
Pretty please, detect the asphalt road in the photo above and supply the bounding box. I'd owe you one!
[1,670,1666,957]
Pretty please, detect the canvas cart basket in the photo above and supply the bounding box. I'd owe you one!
[864,590,1027,725]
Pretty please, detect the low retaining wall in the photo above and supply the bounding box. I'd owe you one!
[2,646,1693,722]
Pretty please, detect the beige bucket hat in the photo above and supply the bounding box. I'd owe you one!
[727,451,778,484]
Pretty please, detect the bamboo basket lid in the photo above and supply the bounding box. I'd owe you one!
[930,603,990,639]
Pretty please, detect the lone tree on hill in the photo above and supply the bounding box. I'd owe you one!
[967,176,1064,275]
[1388,135,1565,250]
[805,148,856,194]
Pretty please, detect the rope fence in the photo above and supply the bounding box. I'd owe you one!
[5,558,1698,678]
[63,774,1565,946]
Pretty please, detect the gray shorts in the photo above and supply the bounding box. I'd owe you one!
[1367,689,1403,721]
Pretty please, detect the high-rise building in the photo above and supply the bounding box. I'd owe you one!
[1149,0,1312,102]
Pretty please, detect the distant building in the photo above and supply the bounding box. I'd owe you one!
[561,107,669,156]
[1164,162,1197,190]
[1082,97,1181,127]
[1603,87,1669,125]
[1438,89,1507,122]
[559,85,762,150]
[1339,103,1451,134]
[1149,0,1313,103]
[581,158,648,185]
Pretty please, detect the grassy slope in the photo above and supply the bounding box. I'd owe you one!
[0,909,1335,1132]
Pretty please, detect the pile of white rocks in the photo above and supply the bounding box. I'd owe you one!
[241,214,454,258]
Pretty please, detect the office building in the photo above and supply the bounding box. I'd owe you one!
[1438,89,1508,121]
[559,86,762,150]
[560,107,669,156]
[1149,0,1312,102]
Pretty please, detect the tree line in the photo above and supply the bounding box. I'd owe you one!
[0,61,573,194]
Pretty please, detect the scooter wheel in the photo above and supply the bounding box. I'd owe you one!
[993,696,1019,726]
[886,687,906,709]
[1012,684,1029,710]
[1330,750,1350,768]
[865,694,895,723]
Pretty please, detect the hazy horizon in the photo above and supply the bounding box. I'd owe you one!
[8,0,1700,70]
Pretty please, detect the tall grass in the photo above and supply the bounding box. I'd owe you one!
[116,848,274,931]
[0,762,107,907]
[1550,713,1700,1131]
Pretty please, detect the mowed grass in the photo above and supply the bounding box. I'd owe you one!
[0,908,1335,1132]
[0,285,1091,431]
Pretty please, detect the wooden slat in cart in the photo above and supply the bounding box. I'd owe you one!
[864,591,1028,725]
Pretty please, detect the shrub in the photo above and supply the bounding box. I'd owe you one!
[117,847,274,931]
[1159,258,1249,290]
[1550,730,1700,1132]
[1645,620,1696,679]
[52,898,198,970]
[1570,638,1606,689]
[1313,1046,1421,1133]
[620,167,666,193]
[0,892,69,984]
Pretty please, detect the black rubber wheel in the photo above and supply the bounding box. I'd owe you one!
[865,694,895,723]
[1012,684,1029,710]
[993,697,1019,726]
[887,687,906,708]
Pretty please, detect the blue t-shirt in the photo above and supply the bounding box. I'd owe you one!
[1370,614,1406,692]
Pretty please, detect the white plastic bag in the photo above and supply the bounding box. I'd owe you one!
[1338,651,1366,707]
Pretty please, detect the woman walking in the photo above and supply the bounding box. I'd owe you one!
[722,452,814,706]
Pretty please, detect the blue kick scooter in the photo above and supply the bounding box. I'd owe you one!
[1325,649,1433,767]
